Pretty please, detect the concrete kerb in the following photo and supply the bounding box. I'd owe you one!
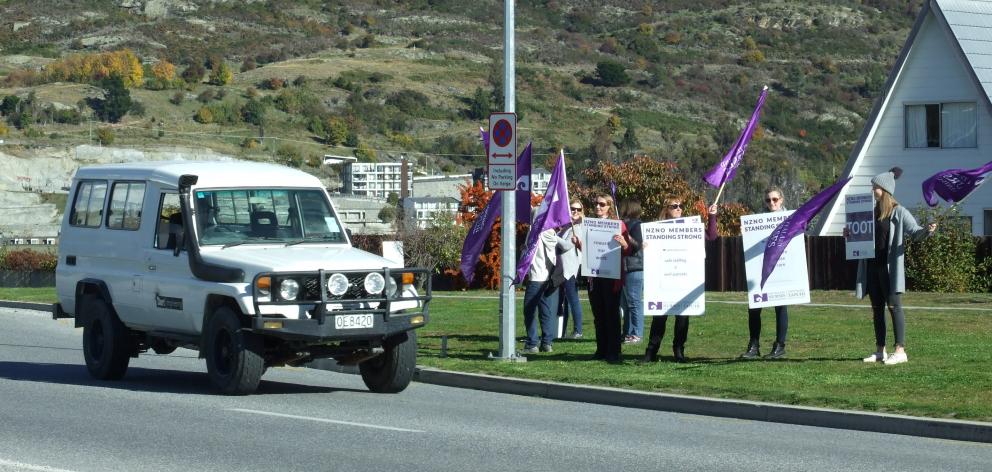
[9,300,989,444]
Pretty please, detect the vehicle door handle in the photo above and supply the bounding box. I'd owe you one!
[148,265,156,271]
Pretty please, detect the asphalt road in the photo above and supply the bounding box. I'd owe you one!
[1,308,990,472]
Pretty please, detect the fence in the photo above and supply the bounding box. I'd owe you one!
[704,236,857,292]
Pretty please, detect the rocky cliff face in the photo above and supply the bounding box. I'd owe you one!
[0,145,235,238]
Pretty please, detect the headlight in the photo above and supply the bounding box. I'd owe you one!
[327,273,349,296]
[279,279,300,301]
[364,272,385,294]
[385,276,398,297]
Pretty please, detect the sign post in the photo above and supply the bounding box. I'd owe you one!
[487,113,517,190]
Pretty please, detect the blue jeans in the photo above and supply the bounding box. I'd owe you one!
[622,271,644,338]
[557,277,583,335]
[523,280,559,348]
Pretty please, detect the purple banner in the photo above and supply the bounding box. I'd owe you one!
[703,87,769,188]
[482,128,533,222]
[761,177,851,288]
[514,151,571,284]
[922,160,992,206]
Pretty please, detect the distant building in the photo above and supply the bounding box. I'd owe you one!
[412,174,473,199]
[328,195,394,235]
[325,155,413,200]
[402,196,460,229]
[815,0,992,236]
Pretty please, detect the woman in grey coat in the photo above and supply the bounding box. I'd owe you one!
[844,167,936,365]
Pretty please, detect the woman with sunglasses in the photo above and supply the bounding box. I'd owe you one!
[642,196,718,362]
[587,192,628,364]
[740,186,792,359]
[557,198,586,339]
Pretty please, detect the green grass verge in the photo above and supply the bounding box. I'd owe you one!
[6,287,990,421]
[419,290,992,422]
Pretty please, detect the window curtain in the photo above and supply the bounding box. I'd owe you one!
[941,102,977,148]
[905,105,928,148]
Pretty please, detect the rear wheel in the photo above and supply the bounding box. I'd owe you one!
[205,306,264,395]
[360,330,417,393]
[82,296,133,380]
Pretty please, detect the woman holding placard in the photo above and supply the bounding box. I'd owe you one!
[641,196,718,363]
[739,186,792,360]
[844,168,936,365]
[587,192,627,364]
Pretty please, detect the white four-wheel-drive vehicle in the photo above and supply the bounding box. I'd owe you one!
[54,161,431,394]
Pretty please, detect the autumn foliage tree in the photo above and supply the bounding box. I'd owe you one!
[41,49,144,88]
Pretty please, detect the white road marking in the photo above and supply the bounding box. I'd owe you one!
[229,408,425,433]
[0,458,80,472]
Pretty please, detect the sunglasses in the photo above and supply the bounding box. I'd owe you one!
[668,203,683,209]
[594,202,609,207]
[570,207,583,211]
[765,197,781,203]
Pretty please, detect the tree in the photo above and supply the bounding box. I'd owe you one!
[467,87,492,120]
[377,205,397,223]
[93,75,131,123]
[182,62,206,85]
[595,61,630,87]
[96,127,114,145]
[209,61,233,86]
[240,98,266,127]
[619,126,640,155]
[386,192,400,205]
[151,60,176,82]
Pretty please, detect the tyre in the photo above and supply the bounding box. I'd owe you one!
[360,330,417,393]
[205,306,264,395]
[81,296,133,380]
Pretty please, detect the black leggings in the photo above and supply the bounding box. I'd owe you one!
[644,315,689,358]
[866,262,905,347]
[588,279,621,360]
[747,306,788,345]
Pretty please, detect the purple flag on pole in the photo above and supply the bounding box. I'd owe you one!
[760,177,851,288]
[514,150,571,285]
[703,86,769,188]
[922,160,992,206]
[460,132,533,284]
[609,180,617,202]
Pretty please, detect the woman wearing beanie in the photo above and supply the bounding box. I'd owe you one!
[844,167,936,365]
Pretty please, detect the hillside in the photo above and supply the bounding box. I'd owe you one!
[0,0,923,208]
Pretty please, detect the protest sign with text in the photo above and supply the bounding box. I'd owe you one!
[642,220,706,316]
[844,193,875,260]
[582,217,622,279]
[741,211,810,309]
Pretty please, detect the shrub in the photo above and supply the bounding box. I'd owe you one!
[194,106,214,124]
[0,249,58,271]
[595,61,630,87]
[262,77,285,90]
[196,89,216,103]
[906,205,992,292]
[169,92,185,105]
[96,127,114,145]
[276,144,303,168]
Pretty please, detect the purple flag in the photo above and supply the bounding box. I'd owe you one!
[922,160,992,206]
[760,177,851,288]
[481,128,533,222]
[514,150,571,284]
[703,87,769,188]
[610,180,617,202]
[460,132,534,284]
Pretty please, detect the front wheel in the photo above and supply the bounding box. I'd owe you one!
[360,330,417,393]
[82,296,133,380]
[205,307,264,395]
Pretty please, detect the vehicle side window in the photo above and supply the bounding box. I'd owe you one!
[69,180,108,228]
[155,193,182,250]
[107,181,146,230]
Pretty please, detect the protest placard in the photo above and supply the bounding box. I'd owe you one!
[844,193,875,260]
[582,217,622,279]
[642,220,706,316]
[741,211,810,309]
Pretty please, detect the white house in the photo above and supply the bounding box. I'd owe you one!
[815,0,992,236]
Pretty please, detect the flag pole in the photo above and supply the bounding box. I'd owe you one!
[712,180,728,207]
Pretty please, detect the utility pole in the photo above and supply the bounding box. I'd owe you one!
[494,0,521,361]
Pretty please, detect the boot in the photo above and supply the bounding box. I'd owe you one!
[640,351,658,364]
[765,342,786,359]
[673,345,686,363]
[739,339,761,359]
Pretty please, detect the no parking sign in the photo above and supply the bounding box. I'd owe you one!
[487,113,516,190]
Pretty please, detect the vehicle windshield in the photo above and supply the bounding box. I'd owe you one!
[193,188,345,246]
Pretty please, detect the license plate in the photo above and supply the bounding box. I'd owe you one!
[335,314,374,329]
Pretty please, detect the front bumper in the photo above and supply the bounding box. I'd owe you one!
[249,267,432,342]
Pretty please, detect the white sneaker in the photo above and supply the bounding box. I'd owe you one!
[883,351,908,365]
[863,350,887,363]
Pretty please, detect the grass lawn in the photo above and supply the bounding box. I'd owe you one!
[5,287,991,421]
[420,290,992,422]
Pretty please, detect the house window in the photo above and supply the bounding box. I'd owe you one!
[905,102,977,148]
[984,209,992,236]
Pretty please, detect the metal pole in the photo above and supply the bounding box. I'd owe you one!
[497,0,519,360]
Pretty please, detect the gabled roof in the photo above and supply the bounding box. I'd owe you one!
[814,0,992,234]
